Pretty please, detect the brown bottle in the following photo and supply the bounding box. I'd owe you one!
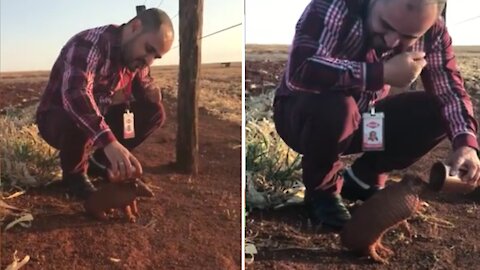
[428,162,476,194]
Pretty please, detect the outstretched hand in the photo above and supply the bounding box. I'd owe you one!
[103,141,143,182]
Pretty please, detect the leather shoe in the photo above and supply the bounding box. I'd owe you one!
[63,173,97,199]
[305,190,351,229]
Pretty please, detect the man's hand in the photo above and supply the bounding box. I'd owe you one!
[103,141,143,182]
[446,146,480,185]
[383,52,427,88]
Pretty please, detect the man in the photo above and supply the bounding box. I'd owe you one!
[36,8,174,199]
[274,0,480,228]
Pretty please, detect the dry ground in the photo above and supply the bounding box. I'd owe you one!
[0,63,242,269]
[245,45,480,269]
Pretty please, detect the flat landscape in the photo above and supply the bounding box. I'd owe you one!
[0,63,242,269]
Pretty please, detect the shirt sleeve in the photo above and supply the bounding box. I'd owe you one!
[61,40,117,148]
[132,66,162,104]
[286,0,384,93]
[420,23,478,150]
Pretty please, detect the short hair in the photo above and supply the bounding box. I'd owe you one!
[128,8,173,34]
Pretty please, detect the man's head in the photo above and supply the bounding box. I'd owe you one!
[367,0,446,52]
[120,8,174,71]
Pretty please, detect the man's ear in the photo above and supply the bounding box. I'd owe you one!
[131,18,143,33]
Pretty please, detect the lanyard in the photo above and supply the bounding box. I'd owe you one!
[119,67,134,110]
[124,78,133,110]
[368,92,378,116]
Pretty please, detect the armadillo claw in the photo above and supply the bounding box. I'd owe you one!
[399,220,414,239]
[369,245,389,264]
[376,242,394,257]
[129,216,137,223]
[417,200,429,213]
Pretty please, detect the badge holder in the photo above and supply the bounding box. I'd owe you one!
[362,100,384,151]
[123,102,135,139]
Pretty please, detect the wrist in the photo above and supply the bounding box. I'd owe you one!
[452,133,479,151]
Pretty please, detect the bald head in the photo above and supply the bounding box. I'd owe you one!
[121,8,174,71]
[367,0,444,52]
[128,8,174,35]
[401,0,446,15]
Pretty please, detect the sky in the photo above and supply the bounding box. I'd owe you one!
[246,0,480,45]
[0,0,243,72]
[2,1,479,72]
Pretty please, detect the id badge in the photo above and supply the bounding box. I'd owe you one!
[362,112,384,151]
[123,110,135,139]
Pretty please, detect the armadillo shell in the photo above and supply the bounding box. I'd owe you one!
[340,182,419,251]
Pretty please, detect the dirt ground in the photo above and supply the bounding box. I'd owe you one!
[245,45,480,269]
[0,64,242,269]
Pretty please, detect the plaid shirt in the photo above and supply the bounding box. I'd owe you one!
[37,24,161,148]
[276,0,478,150]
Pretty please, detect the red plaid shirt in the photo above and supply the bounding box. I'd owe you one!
[276,0,478,150]
[37,24,160,148]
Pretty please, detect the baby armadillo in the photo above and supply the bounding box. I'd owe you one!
[84,179,154,223]
[340,174,426,264]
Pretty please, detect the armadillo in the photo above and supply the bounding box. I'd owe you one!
[84,179,154,223]
[340,174,426,264]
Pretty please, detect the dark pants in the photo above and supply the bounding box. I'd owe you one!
[273,91,446,194]
[37,100,165,176]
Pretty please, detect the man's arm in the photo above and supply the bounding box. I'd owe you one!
[61,41,116,148]
[132,66,162,104]
[286,0,384,93]
[421,23,479,150]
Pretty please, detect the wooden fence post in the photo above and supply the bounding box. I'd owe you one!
[176,0,203,174]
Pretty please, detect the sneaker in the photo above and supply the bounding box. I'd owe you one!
[305,190,351,229]
[341,168,381,201]
[63,173,97,199]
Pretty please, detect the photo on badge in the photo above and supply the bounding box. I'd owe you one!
[244,0,480,268]
[0,1,242,269]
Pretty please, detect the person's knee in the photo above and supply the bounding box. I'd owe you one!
[298,92,360,136]
[36,111,70,150]
[292,92,360,155]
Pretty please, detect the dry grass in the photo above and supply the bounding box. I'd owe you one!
[246,44,289,62]
[245,89,303,210]
[0,71,50,84]
[0,105,60,189]
[150,62,242,123]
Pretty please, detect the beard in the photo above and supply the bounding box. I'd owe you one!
[370,34,390,53]
[120,35,147,71]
